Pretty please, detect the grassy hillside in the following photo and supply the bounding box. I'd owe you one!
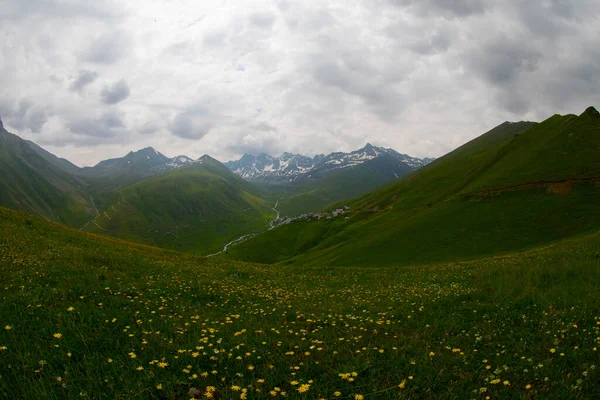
[1,206,599,399]
[0,126,94,227]
[226,108,600,266]
[83,157,275,254]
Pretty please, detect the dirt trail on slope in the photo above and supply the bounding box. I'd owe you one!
[464,176,600,197]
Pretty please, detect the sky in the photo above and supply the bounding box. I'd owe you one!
[0,0,599,166]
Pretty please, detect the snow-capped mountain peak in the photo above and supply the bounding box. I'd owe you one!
[225,144,433,182]
[166,155,194,168]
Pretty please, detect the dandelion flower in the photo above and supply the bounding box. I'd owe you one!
[53,333,62,339]
[297,384,310,393]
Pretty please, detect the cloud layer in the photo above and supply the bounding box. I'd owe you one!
[0,0,598,166]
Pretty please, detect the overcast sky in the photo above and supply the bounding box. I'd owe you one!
[1,0,599,166]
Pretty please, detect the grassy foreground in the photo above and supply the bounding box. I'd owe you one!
[1,207,599,399]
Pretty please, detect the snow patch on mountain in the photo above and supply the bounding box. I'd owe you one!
[225,144,433,182]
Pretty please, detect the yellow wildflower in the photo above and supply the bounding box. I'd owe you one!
[297,384,310,393]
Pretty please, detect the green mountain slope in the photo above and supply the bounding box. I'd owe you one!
[0,120,94,226]
[82,156,274,253]
[225,108,600,266]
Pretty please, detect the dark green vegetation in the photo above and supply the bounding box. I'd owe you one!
[227,108,600,267]
[1,206,599,399]
[82,157,273,254]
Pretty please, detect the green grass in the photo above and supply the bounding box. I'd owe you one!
[1,207,600,399]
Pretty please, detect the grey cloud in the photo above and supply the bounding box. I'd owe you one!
[169,107,214,140]
[69,111,125,138]
[466,37,542,85]
[3,0,600,166]
[139,121,161,135]
[69,70,99,92]
[510,2,578,39]
[225,131,284,158]
[0,0,122,20]
[389,0,490,18]
[101,80,131,105]
[249,12,276,29]
[306,36,407,121]
[278,6,334,32]
[406,27,453,55]
[1,99,49,133]
[203,31,227,47]
[253,122,278,132]
[81,31,130,64]
[539,43,600,110]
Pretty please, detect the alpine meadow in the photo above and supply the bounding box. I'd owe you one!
[1,1,600,399]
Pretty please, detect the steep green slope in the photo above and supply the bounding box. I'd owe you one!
[2,207,600,398]
[0,122,94,226]
[226,108,600,266]
[83,156,274,253]
[275,154,416,216]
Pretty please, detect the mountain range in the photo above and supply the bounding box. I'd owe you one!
[0,115,433,252]
[224,144,434,183]
[4,106,597,261]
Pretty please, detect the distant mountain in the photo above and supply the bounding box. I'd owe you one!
[225,143,433,183]
[80,147,202,188]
